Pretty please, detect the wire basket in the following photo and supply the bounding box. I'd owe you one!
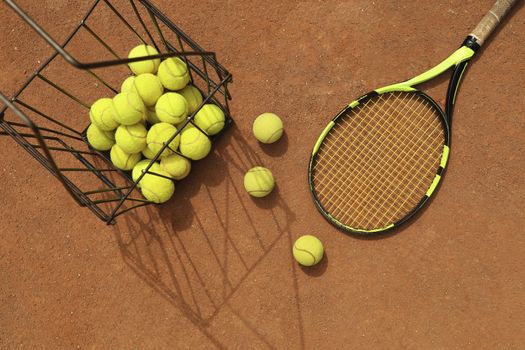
[0,0,233,224]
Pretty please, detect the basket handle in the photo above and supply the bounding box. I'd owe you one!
[4,0,217,70]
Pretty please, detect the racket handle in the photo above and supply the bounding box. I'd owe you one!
[470,0,520,46]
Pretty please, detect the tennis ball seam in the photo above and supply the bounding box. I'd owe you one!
[141,185,161,203]
[156,106,184,120]
[203,120,224,133]
[124,126,147,139]
[93,105,116,130]
[164,60,187,79]
[293,245,317,264]
[248,190,271,195]
[125,93,143,115]
[264,127,283,143]
[181,133,202,146]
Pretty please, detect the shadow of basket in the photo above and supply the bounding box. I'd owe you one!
[112,128,308,348]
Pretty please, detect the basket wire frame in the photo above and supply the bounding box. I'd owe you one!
[0,0,233,224]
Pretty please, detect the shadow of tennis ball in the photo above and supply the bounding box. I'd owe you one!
[258,131,289,157]
[299,251,328,277]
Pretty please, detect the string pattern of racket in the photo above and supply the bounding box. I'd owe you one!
[312,91,445,231]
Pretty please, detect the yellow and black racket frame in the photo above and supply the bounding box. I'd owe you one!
[308,37,481,235]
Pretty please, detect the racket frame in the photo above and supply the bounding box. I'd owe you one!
[308,43,477,234]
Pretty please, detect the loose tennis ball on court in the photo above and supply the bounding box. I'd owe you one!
[110,144,141,171]
[194,104,225,135]
[128,44,161,75]
[146,122,180,158]
[115,123,148,154]
[155,92,188,124]
[145,106,161,124]
[112,92,145,125]
[86,123,115,151]
[132,159,161,187]
[253,112,284,144]
[157,57,190,90]
[243,166,275,198]
[141,169,175,203]
[89,98,119,131]
[178,85,203,114]
[292,235,324,267]
[179,128,211,160]
[161,154,191,180]
[142,145,157,160]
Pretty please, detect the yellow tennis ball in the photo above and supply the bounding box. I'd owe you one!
[115,123,148,154]
[161,154,191,180]
[134,73,164,106]
[89,98,119,131]
[128,44,160,75]
[194,104,225,135]
[155,92,188,124]
[146,122,180,158]
[110,144,141,171]
[175,120,195,133]
[179,128,211,160]
[112,92,145,125]
[142,145,157,160]
[141,169,175,203]
[120,76,136,93]
[243,166,275,197]
[132,159,161,187]
[178,85,203,114]
[157,57,190,90]
[292,235,324,267]
[145,106,161,124]
[86,123,115,151]
[253,112,284,144]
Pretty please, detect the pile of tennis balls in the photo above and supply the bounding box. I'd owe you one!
[86,44,226,203]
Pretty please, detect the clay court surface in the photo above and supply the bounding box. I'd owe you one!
[1,0,524,348]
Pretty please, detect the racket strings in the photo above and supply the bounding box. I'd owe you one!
[312,91,445,230]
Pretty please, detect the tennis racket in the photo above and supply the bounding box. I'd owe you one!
[308,0,520,234]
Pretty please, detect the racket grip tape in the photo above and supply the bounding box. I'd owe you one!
[470,0,520,45]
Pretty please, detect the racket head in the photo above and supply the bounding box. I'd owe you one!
[308,90,451,234]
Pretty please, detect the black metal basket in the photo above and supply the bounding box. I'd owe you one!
[0,0,233,224]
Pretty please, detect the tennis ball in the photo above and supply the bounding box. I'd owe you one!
[253,112,284,144]
[155,92,188,124]
[179,128,211,160]
[292,235,324,267]
[194,104,225,135]
[243,166,275,197]
[110,144,141,171]
[145,106,161,124]
[135,74,164,106]
[141,169,175,203]
[178,85,203,114]
[175,120,195,133]
[121,76,136,93]
[161,154,191,180]
[128,44,161,75]
[142,145,157,160]
[89,98,119,131]
[157,57,190,90]
[112,92,145,125]
[132,159,161,187]
[146,122,180,158]
[86,123,115,151]
[115,123,148,154]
